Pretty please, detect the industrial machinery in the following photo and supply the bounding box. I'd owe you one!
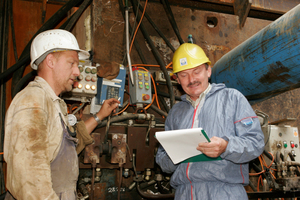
[247,112,300,199]
[61,61,173,200]
[3,0,300,200]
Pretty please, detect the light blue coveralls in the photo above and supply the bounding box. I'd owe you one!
[156,83,264,200]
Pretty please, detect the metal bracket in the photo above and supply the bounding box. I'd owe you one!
[233,0,252,28]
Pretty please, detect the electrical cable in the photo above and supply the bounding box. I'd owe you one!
[130,0,175,108]
[129,0,148,54]
[160,0,184,44]
[118,0,147,65]
[9,0,85,96]
[137,67,161,110]
[137,3,175,52]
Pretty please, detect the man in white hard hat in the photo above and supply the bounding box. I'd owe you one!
[4,29,120,200]
[156,43,265,200]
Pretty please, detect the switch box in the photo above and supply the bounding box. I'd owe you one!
[129,70,152,105]
[96,65,126,106]
[262,125,300,164]
[62,61,97,102]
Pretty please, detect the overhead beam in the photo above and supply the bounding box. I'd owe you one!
[150,0,300,21]
[21,0,69,5]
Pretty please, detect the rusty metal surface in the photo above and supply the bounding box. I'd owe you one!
[109,133,127,165]
[126,127,162,171]
[81,125,162,171]
[82,126,126,168]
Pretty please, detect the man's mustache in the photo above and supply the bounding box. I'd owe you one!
[188,81,201,87]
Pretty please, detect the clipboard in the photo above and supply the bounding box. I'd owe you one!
[155,128,221,164]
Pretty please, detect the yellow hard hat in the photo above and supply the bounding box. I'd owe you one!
[172,43,211,74]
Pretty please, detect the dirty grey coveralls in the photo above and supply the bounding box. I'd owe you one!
[4,77,91,200]
[5,117,79,200]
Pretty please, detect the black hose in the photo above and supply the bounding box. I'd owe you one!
[157,90,181,101]
[157,181,171,194]
[153,78,170,113]
[11,0,92,97]
[64,0,92,31]
[160,0,184,44]
[150,104,168,118]
[0,0,9,193]
[0,192,6,200]
[137,3,175,52]
[252,163,267,179]
[288,152,296,161]
[248,180,257,192]
[12,70,36,98]
[263,150,275,163]
[158,94,170,113]
[137,183,174,199]
[0,55,28,83]
[131,0,175,108]
[9,0,18,62]
[6,0,84,95]
[118,0,147,65]
[97,113,147,128]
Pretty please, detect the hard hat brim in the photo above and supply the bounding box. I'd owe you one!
[30,48,90,70]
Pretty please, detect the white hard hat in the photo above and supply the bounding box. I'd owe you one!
[30,29,90,70]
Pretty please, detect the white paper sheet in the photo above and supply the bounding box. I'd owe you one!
[155,128,209,164]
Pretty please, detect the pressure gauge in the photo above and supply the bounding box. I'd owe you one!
[68,114,77,126]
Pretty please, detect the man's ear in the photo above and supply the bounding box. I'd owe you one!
[207,65,212,79]
[44,54,56,69]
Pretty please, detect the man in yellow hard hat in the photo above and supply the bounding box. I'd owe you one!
[4,29,120,200]
[156,43,264,200]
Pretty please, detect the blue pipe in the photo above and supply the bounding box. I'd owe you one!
[210,4,300,104]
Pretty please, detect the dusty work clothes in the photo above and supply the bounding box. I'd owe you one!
[50,116,79,199]
[4,76,92,200]
[156,83,264,200]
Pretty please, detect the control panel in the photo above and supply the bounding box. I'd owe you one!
[129,69,152,105]
[262,125,300,163]
[62,61,97,102]
[96,65,126,106]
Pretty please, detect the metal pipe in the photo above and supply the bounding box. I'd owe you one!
[131,0,175,108]
[211,4,300,104]
[125,8,134,85]
[96,113,154,128]
[118,0,147,65]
